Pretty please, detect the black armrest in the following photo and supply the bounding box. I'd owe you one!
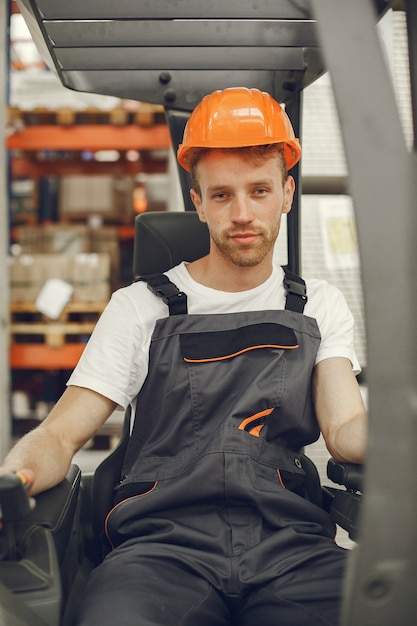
[0,465,82,625]
[22,464,82,564]
[324,459,364,542]
[325,488,362,542]
[327,458,364,492]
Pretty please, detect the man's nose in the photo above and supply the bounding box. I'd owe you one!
[230,194,253,222]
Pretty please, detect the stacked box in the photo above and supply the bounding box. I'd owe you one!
[9,254,71,303]
[8,255,39,302]
[113,177,134,218]
[14,224,119,296]
[42,224,90,254]
[9,253,110,304]
[17,224,90,255]
[15,225,44,253]
[71,253,110,302]
[58,175,134,221]
[90,227,120,292]
[59,175,115,216]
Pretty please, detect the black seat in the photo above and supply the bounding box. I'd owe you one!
[0,210,363,626]
[91,210,362,551]
[133,210,210,276]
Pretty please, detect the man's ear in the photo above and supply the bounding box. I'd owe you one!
[190,188,206,222]
[283,175,295,215]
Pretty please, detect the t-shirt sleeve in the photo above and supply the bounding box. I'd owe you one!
[311,282,361,374]
[66,289,148,408]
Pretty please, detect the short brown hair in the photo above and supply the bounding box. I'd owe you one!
[189,144,288,196]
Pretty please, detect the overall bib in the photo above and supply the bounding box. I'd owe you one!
[77,272,347,626]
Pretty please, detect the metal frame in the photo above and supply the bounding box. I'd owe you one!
[0,0,11,462]
[17,0,327,110]
[16,0,393,273]
[311,1,417,624]
[12,1,417,622]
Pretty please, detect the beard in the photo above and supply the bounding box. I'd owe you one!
[209,222,280,267]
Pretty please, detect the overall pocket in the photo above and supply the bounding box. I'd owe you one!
[246,452,308,500]
[180,322,299,432]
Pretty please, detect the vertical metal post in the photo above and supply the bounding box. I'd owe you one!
[285,92,302,275]
[311,1,417,624]
[0,0,11,461]
[164,108,194,212]
[405,0,417,149]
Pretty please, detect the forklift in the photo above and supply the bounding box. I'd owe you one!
[1,1,416,624]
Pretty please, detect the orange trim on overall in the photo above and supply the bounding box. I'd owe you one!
[277,469,286,489]
[104,480,158,550]
[184,343,299,363]
[238,407,274,431]
[248,424,264,437]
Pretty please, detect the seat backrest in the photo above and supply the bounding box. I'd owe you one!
[133,211,210,276]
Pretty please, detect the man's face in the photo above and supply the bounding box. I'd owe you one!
[190,149,295,269]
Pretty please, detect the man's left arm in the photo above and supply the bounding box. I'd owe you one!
[313,357,367,464]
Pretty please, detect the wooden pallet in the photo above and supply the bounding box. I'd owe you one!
[7,103,166,128]
[10,301,107,348]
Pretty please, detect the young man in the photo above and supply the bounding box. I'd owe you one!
[2,87,367,625]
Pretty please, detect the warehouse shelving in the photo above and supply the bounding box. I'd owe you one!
[7,112,171,434]
[7,121,171,152]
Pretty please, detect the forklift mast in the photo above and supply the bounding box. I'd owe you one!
[14,1,417,624]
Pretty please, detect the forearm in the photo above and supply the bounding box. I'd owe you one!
[2,423,74,494]
[314,358,368,465]
[327,412,368,464]
[2,386,117,495]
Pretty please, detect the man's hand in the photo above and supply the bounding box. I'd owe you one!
[14,469,35,493]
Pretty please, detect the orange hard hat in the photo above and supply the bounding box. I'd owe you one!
[177,87,301,172]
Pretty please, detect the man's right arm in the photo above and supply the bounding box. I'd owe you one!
[1,386,117,495]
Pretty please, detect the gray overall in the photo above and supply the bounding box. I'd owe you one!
[77,273,348,626]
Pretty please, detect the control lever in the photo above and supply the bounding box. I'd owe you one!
[0,472,35,524]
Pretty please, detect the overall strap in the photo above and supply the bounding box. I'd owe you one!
[138,274,188,315]
[282,267,308,313]
[139,268,306,315]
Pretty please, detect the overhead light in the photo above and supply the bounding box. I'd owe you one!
[94,150,120,162]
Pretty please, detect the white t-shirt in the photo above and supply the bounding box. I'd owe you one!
[67,263,360,409]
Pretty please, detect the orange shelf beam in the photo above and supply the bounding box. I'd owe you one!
[10,343,86,370]
[117,225,136,240]
[7,124,171,152]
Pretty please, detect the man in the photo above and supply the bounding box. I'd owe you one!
[2,87,367,625]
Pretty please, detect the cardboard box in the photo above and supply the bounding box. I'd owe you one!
[90,227,120,292]
[59,175,114,216]
[59,175,134,220]
[44,224,90,255]
[9,254,71,303]
[71,253,110,302]
[9,253,110,304]
[17,224,90,255]
[16,224,120,291]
